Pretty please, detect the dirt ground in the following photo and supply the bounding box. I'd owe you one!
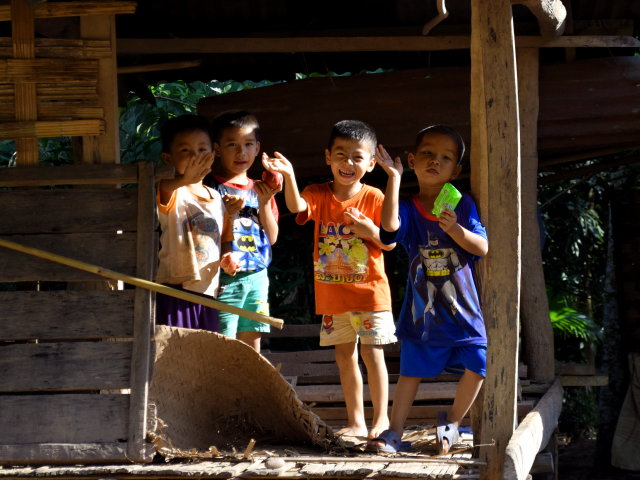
[557,436,640,480]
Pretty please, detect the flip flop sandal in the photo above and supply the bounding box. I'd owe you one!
[366,429,412,453]
[436,410,460,454]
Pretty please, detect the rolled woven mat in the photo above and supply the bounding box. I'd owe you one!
[149,325,337,457]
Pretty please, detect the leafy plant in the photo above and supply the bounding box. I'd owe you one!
[548,292,602,363]
[550,305,600,342]
[119,79,282,165]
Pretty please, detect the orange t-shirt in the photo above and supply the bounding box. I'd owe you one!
[296,182,392,315]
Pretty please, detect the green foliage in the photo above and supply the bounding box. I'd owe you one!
[540,158,638,327]
[548,292,602,363]
[119,79,282,165]
[294,67,392,80]
[540,156,639,436]
[550,305,600,342]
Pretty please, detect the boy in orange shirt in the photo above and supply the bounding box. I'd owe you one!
[263,120,396,439]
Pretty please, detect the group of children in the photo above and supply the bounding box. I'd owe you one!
[155,112,488,455]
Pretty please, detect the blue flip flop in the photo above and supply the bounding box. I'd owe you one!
[366,429,412,453]
[436,410,460,454]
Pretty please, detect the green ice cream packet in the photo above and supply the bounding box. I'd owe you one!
[432,182,462,217]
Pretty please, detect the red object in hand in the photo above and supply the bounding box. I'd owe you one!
[220,252,242,276]
[262,170,283,190]
[343,206,363,225]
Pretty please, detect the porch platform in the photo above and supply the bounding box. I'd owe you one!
[0,428,483,479]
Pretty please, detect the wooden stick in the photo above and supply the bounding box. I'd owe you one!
[259,455,486,465]
[0,237,284,329]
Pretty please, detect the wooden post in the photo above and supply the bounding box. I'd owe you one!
[80,14,120,164]
[11,0,38,165]
[469,0,521,478]
[517,47,555,383]
[503,379,563,480]
[126,162,156,461]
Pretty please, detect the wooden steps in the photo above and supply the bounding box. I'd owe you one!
[263,324,535,428]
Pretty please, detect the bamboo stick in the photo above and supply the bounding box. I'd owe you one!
[0,237,284,330]
[257,455,486,465]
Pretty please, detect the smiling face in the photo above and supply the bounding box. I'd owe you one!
[408,132,462,188]
[162,129,213,175]
[214,125,260,181]
[325,137,375,188]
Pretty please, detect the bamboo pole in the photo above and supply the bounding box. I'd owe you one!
[258,455,487,466]
[0,237,284,330]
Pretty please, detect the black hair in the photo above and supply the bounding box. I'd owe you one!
[414,125,466,164]
[210,110,261,143]
[327,119,377,152]
[160,114,212,153]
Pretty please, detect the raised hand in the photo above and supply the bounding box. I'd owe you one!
[182,151,214,185]
[262,151,295,178]
[375,144,403,179]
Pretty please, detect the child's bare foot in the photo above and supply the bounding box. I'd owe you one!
[335,426,368,438]
[369,421,390,440]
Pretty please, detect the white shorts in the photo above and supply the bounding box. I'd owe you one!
[319,311,397,346]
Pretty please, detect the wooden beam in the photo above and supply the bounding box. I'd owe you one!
[0,38,112,58]
[517,47,555,383]
[117,59,202,75]
[0,163,173,186]
[469,0,521,478]
[80,15,119,164]
[0,290,135,340]
[117,35,640,55]
[0,120,104,139]
[11,0,38,166]
[512,0,567,37]
[0,103,104,122]
[0,442,138,465]
[0,341,131,392]
[0,394,129,443]
[0,58,99,83]
[503,379,563,480]
[126,162,156,462]
[0,2,136,21]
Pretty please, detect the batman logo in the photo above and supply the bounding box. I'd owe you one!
[428,249,444,258]
[237,235,257,252]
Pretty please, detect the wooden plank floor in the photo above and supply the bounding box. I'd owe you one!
[0,429,483,479]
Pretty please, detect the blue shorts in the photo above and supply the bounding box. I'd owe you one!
[400,340,487,378]
[217,269,270,335]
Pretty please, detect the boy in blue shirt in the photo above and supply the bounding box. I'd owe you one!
[369,125,489,454]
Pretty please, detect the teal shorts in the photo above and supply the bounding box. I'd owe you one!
[217,269,270,336]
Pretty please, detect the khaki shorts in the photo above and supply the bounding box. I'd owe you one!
[319,311,397,346]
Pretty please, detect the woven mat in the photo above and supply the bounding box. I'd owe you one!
[149,325,336,457]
